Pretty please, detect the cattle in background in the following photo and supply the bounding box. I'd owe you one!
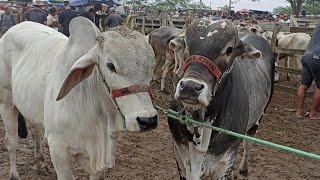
[168,18,274,179]
[265,31,311,81]
[148,26,183,84]
[0,17,158,179]
[158,30,190,93]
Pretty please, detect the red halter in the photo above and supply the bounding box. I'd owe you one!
[183,55,222,80]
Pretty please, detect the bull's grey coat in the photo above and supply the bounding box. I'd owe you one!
[169,18,274,179]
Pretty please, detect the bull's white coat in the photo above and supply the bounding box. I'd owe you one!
[0,17,157,179]
[264,31,310,81]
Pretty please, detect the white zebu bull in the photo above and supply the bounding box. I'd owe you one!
[265,31,311,81]
[0,17,158,179]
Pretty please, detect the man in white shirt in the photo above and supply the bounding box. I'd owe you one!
[279,14,291,23]
[47,8,58,31]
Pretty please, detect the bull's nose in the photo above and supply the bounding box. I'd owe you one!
[179,80,204,96]
[136,115,158,131]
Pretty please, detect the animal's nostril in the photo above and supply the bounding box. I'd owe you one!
[180,81,185,89]
[136,115,158,131]
[194,84,204,92]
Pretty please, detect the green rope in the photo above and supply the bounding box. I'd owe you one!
[167,109,320,161]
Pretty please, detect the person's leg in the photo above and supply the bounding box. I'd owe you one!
[309,55,320,119]
[309,88,320,119]
[296,55,313,117]
[296,85,309,116]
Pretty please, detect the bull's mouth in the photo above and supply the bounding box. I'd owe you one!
[179,98,203,109]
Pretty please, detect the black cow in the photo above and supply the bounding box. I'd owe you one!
[168,18,274,179]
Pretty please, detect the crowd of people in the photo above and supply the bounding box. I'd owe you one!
[0,0,124,37]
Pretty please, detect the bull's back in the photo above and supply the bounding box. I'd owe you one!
[0,22,68,124]
[237,34,274,129]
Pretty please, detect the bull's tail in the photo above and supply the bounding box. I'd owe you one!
[18,112,28,138]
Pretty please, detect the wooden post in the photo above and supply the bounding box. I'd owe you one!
[271,23,281,51]
[142,16,145,35]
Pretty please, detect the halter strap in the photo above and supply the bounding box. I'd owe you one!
[183,55,222,80]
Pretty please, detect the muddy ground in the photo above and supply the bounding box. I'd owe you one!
[0,65,320,179]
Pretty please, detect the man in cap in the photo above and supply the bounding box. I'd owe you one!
[279,14,290,23]
[25,1,47,24]
[47,8,59,30]
[0,5,16,35]
[16,2,29,23]
[58,1,77,37]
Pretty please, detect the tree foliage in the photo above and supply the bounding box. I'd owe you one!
[273,6,293,15]
[274,0,320,16]
[287,0,304,16]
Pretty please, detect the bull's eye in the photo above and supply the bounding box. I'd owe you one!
[226,47,233,56]
[107,63,117,73]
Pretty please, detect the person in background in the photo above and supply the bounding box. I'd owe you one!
[47,8,59,30]
[85,8,96,24]
[77,5,87,16]
[274,14,280,22]
[25,1,47,24]
[0,5,15,35]
[279,14,290,23]
[296,22,320,120]
[104,8,122,29]
[16,2,29,23]
[58,1,77,37]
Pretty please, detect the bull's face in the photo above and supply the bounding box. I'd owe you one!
[174,18,261,109]
[56,28,158,132]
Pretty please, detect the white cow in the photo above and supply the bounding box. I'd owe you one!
[0,17,158,180]
[265,31,311,81]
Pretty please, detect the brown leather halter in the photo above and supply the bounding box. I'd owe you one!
[112,84,155,99]
[98,69,155,113]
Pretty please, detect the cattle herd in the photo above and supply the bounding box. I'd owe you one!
[0,17,315,180]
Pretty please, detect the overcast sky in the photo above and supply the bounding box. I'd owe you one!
[200,0,290,12]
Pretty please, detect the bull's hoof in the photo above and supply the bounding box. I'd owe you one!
[239,169,248,178]
[9,173,19,180]
[180,176,186,180]
[37,166,50,176]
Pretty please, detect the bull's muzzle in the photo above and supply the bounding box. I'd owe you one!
[179,80,205,98]
[136,115,158,131]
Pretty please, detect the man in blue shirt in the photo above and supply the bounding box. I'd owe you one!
[296,22,320,120]
[0,6,15,34]
[58,1,77,37]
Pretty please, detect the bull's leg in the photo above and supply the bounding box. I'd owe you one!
[0,104,20,180]
[285,56,290,81]
[31,125,49,176]
[153,55,164,82]
[75,154,105,180]
[274,54,279,83]
[172,74,179,93]
[48,137,75,180]
[172,141,187,180]
[239,124,259,179]
[161,60,174,92]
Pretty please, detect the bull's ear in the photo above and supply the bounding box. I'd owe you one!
[56,47,98,101]
[235,40,262,60]
[169,38,184,52]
